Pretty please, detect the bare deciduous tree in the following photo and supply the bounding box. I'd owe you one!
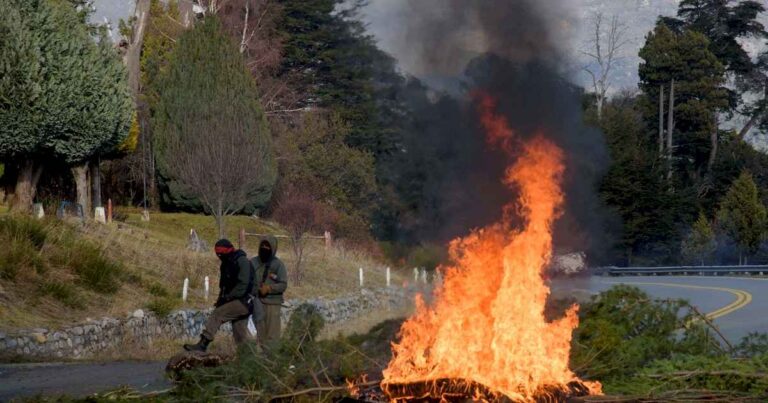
[159,100,273,238]
[582,12,629,118]
[272,186,332,285]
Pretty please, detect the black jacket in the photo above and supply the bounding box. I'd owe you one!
[217,250,253,305]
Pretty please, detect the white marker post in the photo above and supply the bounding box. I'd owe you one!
[413,268,419,283]
[182,278,189,302]
[359,268,364,288]
[204,276,210,301]
[386,267,391,287]
[421,268,428,284]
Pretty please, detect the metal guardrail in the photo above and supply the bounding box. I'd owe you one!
[595,265,768,277]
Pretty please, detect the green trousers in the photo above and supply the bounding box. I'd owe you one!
[202,300,251,345]
[257,303,282,345]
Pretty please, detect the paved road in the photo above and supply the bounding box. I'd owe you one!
[552,276,768,342]
[0,361,169,401]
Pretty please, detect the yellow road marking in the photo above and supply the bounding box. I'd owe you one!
[601,281,752,320]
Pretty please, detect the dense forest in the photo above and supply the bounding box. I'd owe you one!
[2,0,768,267]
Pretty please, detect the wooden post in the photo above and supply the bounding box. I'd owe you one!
[324,230,332,250]
[238,228,246,250]
[106,198,113,223]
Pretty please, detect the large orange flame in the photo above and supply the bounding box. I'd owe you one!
[382,92,601,401]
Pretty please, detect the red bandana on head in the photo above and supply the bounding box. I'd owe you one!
[215,246,235,255]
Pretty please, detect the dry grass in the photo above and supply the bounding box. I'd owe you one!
[0,208,405,332]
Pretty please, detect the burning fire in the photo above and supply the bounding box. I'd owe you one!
[381,92,601,401]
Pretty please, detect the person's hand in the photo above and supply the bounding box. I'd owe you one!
[259,284,271,296]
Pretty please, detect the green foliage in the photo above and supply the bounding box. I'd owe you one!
[614,354,768,398]
[274,112,377,216]
[0,0,44,160]
[147,296,177,317]
[153,16,275,215]
[716,171,767,258]
[681,212,716,264]
[596,96,687,264]
[572,286,719,382]
[0,214,49,249]
[663,0,766,79]
[140,0,184,110]
[406,243,447,270]
[65,242,123,294]
[39,281,84,309]
[174,304,367,401]
[639,23,728,175]
[0,215,49,279]
[277,0,402,162]
[0,0,131,165]
[147,282,170,298]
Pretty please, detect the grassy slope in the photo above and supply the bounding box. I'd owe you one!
[0,208,401,331]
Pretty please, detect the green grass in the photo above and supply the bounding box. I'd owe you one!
[39,282,84,309]
[147,296,178,317]
[66,243,123,294]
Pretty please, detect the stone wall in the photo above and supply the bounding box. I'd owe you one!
[0,287,410,360]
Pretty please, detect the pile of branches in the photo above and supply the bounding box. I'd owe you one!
[570,286,768,401]
[172,304,398,402]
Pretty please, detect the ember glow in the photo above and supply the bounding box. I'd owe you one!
[381,92,602,401]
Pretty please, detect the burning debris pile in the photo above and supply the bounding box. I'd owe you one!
[349,93,602,402]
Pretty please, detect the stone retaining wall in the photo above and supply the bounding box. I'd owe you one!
[0,287,409,360]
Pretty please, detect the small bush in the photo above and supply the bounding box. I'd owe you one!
[67,243,123,294]
[0,215,49,249]
[148,283,170,298]
[39,281,84,309]
[147,296,178,317]
[0,237,43,280]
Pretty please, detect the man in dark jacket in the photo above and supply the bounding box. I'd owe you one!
[184,239,253,352]
[252,235,287,345]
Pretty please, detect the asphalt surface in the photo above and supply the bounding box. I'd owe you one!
[551,275,768,342]
[0,361,169,401]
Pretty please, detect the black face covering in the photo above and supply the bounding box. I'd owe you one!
[259,245,273,262]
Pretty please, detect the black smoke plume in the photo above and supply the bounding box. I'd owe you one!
[376,0,615,263]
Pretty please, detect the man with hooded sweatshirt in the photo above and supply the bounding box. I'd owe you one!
[184,239,253,352]
[252,235,288,344]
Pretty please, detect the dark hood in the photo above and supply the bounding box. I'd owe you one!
[259,235,278,255]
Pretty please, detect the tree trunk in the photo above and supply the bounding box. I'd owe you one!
[596,92,604,120]
[708,115,718,171]
[659,85,665,156]
[10,161,43,213]
[667,79,675,180]
[91,157,102,208]
[125,0,151,102]
[738,78,768,141]
[214,202,225,239]
[71,162,91,218]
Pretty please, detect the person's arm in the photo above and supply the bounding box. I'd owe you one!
[267,260,288,294]
[223,256,251,300]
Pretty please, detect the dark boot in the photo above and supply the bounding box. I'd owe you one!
[184,336,211,352]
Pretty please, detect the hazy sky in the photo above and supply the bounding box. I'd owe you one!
[93,0,765,93]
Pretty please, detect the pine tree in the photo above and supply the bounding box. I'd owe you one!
[716,171,767,264]
[276,0,392,156]
[681,213,716,265]
[0,0,132,213]
[0,0,45,211]
[639,23,728,180]
[153,16,275,236]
